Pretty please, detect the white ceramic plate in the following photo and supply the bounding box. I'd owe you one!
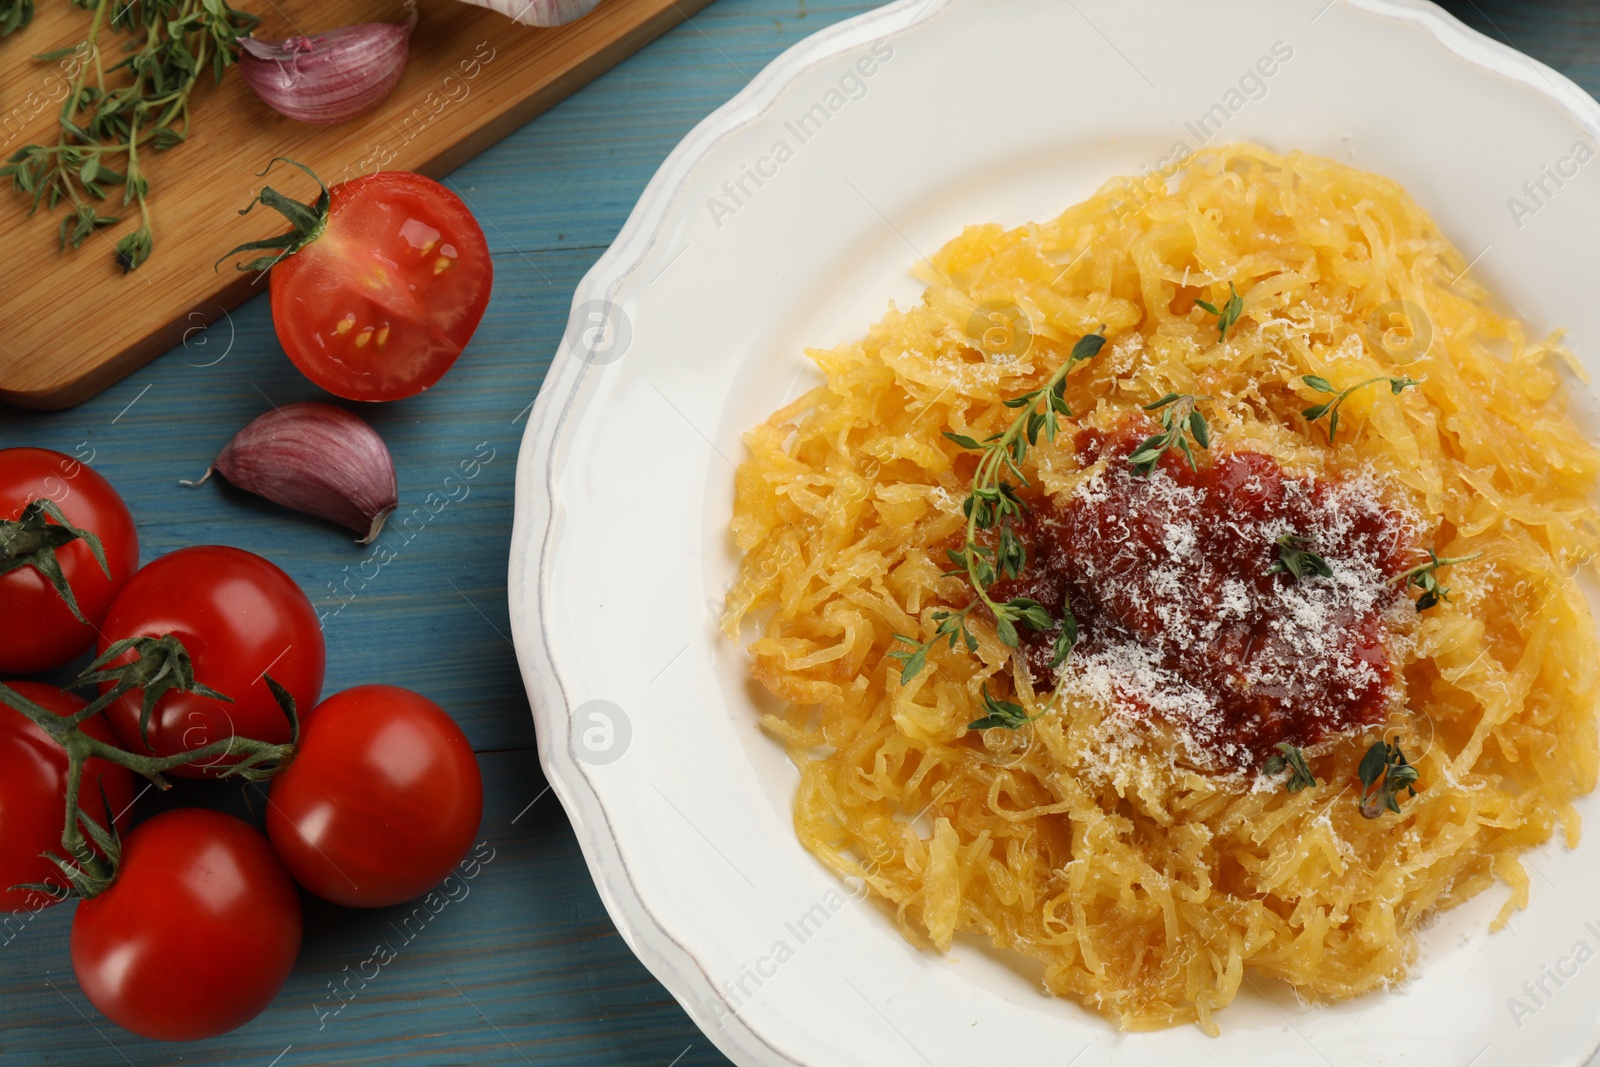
[508,2,1600,1064]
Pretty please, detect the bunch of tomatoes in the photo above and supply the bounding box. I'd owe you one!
[0,446,485,1042]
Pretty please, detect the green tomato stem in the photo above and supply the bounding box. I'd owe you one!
[0,668,298,900]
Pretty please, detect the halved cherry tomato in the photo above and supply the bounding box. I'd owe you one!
[0,448,139,674]
[271,171,492,401]
[97,545,324,778]
[267,685,482,907]
[72,809,302,1041]
[0,682,137,913]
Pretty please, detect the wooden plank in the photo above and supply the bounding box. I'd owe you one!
[0,0,712,410]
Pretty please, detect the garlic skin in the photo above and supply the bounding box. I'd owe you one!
[188,404,399,544]
[457,0,602,28]
[239,10,417,125]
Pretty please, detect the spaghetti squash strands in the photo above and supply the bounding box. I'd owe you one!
[723,145,1600,1033]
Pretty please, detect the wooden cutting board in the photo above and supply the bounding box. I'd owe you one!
[0,0,712,409]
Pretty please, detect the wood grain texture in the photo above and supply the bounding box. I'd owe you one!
[0,1,1597,1066]
[0,0,712,410]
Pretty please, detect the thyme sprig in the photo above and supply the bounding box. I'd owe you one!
[1301,374,1418,444]
[1129,393,1210,475]
[1195,282,1243,341]
[889,608,977,684]
[1358,737,1419,818]
[966,685,1038,731]
[0,0,260,270]
[1268,532,1333,581]
[1390,549,1479,611]
[890,331,1105,688]
[1049,605,1079,671]
[1264,741,1318,792]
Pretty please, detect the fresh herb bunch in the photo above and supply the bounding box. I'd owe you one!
[1301,374,1418,444]
[889,331,1106,691]
[1268,532,1333,581]
[1358,737,1419,818]
[1128,393,1210,475]
[1391,549,1479,611]
[1195,282,1244,341]
[0,0,260,271]
[1264,742,1318,792]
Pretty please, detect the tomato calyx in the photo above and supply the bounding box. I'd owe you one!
[217,157,330,274]
[80,633,234,749]
[0,497,111,626]
[0,669,301,902]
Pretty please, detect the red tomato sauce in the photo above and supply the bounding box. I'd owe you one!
[987,429,1414,771]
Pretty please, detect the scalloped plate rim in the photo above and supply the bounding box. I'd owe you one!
[507,3,1600,1065]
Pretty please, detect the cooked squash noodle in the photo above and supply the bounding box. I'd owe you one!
[722,144,1600,1032]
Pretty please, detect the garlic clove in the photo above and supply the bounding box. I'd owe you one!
[186,403,399,544]
[456,0,602,29]
[239,9,417,125]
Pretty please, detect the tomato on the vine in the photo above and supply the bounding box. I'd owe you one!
[98,545,324,778]
[251,169,492,401]
[267,685,482,907]
[0,448,139,674]
[72,809,302,1041]
[0,682,137,913]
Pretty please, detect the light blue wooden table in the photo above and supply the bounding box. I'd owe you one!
[0,1,1594,1064]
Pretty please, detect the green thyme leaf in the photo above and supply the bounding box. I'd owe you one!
[967,686,1034,731]
[1070,333,1107,363]
[2,0,36,37]
[1004,597,1054,633]
[1390,549,1479,613]
[1195,282,1244,341]
[1358,737,1419,819]
[887,635,929,685]
[1264,742,1318,793]
[1048,603,1079,670]
[888,607,981,683]
[1267,532,1334,581]
[1129,394,1211,476]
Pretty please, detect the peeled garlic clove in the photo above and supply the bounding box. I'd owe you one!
[187,403,398,544]
[239,9,417,125]
[456,0,601,28]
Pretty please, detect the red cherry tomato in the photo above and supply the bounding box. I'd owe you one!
[271,171,492,401]
[72,809,302,1041]
[267,685,482,907]
[98,546,324,778]
[0,682,137,912]
[0,448,139,674]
